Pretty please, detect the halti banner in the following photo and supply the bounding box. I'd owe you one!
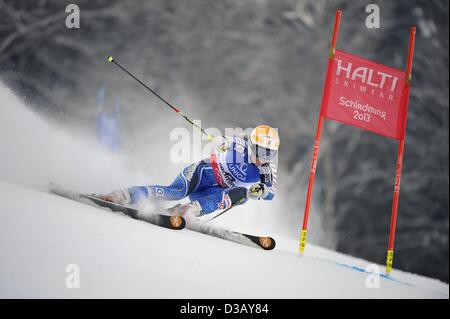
[323,50,407,140]
[300,9,416,276]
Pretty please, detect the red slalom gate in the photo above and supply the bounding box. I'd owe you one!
[299,10,416,275]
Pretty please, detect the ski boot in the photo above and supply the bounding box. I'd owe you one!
[166,201,203,218]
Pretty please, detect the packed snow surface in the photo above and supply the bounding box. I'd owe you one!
[0,180,447,298]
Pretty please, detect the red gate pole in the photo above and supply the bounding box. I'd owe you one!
[385,26,416,275]
[299,10,342,254]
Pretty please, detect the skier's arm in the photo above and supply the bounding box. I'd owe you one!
[259,162,277,201]
[247,163,277,200]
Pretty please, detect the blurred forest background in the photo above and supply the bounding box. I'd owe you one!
[0,0,448,282]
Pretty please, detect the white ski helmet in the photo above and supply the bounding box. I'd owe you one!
[249,125,280,161]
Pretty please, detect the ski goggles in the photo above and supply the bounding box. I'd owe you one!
[251,143,278,161]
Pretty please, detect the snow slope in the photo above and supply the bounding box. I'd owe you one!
[0,180,447,298]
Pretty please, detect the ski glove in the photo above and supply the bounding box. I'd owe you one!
[214,136,230,153]
[247,183,269,200]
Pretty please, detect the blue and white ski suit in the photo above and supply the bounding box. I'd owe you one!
[125,136,278,214]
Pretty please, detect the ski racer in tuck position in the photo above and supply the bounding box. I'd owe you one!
[99,125,279,217]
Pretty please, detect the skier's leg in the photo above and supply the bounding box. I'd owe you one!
[127,161,216,204]
[187,186,248,215]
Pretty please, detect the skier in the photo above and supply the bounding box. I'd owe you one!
[98,125,279,217]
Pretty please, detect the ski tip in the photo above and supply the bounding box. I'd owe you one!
[107,56,114,62]
[259,236,276,250]
[168,215,186,230]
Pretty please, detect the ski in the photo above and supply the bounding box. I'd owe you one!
[186,222,276,250]
[48,184,273,247]
[49,184,185,230]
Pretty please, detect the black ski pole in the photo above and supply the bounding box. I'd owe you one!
[204,197,246,223]
[106,55,214,141]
